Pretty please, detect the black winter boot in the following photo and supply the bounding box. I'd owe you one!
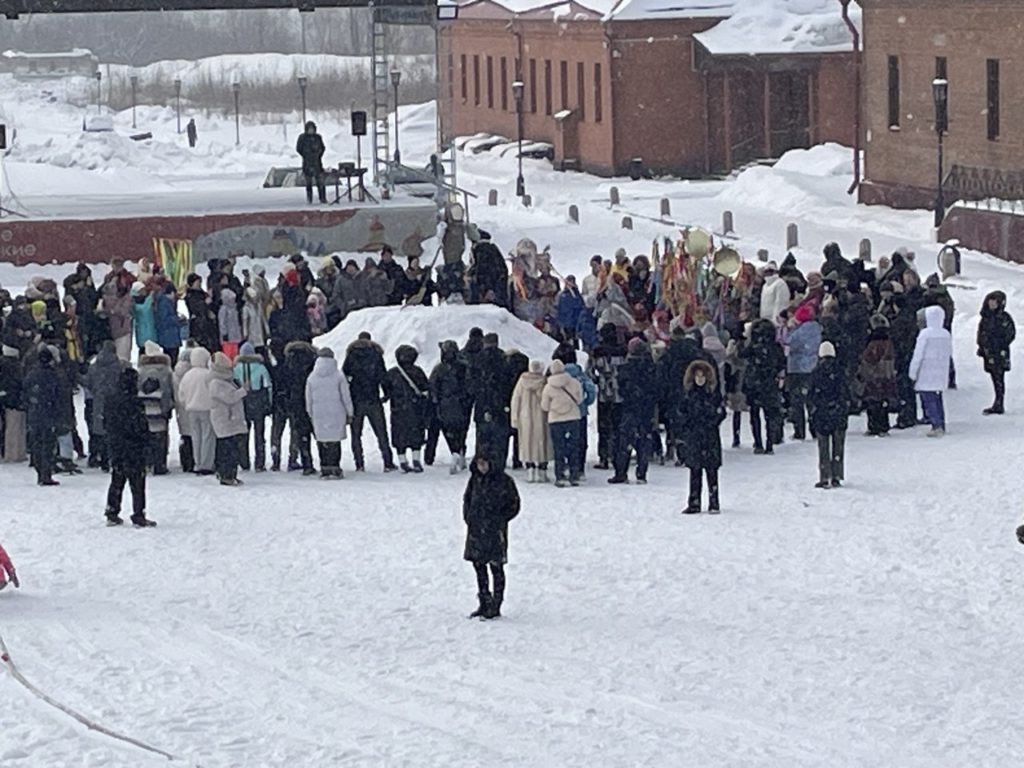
[469,592,491,619]
[484,590,503,619]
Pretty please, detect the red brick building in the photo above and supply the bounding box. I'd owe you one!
[440,0,858,177]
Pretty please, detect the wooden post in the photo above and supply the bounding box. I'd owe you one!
[859,238,872,262]
[757,248,769,263]
[722,210,734,234]
[723,70,733,172]
[568,204,579,224]
[660,198,671,218]
[522,194,532,208]
[621,216,633,230]
[763,70,772,158]
[786,223,799,250]
[488,189,498,206]
[609,186,620,207]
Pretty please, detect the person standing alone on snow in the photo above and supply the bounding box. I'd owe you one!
[680,360,725,513]
[105,368,156,527]
[909,305,953,437]
[809,342,849,489]
[296,121,327,205]
[187,118,198,148]
[463,455,520,620]
[977,291,1015,415]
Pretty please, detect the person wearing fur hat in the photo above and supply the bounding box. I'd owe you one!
[0,543,20,591]
[137,340,175,474]
[785,304,821,441]
[296,120,327,204]
[242,286,270,353]
[104,368,156,526]
[178,347,216,474]
[977,290,1016,415]
[510,360,552,482]
[809,342,849,488]
[316,257,340,309]
[680,360,726,513]
[610,337,657,484]
[208,351,248,485]
[856,315,897,436]
[23,347,62,485]
[468,231,509,309]
[233,342,273,471]
[540,359,583,487]
[386,345,431,472]
[430,340,474,474]
[304,347,354,478]
[462,454,520,620]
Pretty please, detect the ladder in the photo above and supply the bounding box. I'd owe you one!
[370,4,390,188]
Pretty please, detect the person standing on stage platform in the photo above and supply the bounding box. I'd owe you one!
[296,121,327,205]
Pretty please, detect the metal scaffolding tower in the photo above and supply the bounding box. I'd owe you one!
[370,3,391,187]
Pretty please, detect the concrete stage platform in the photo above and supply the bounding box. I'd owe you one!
[0,187,438,266]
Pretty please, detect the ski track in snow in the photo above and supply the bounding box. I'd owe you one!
[0,77,1023,766]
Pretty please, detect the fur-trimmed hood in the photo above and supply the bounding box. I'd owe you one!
[346,337,384,355]
[683,359,718,391]
[284,340,317,356]
[138,352,171,368]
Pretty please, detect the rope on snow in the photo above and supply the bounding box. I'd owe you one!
[0,631,178,762]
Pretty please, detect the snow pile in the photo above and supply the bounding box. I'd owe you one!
[694,0,859,56]
[316,304,562,370]
[604,0,735,21]
[772,142,853,177]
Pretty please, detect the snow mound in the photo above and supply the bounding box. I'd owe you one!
[316,304,562,371]
[773,142,852,177]
[694,0,859,55]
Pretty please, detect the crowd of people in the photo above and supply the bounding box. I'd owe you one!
[0,237,1017,616]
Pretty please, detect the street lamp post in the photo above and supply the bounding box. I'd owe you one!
[512,80,525,198]
[130,74,138,129]
[232,82,241,146]
[174,78,182,134]
[390,69,402,165]
[94,70,102,114]
[297,74,308,126]
[932,77,949,228]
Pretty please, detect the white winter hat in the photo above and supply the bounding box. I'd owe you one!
[818,341,836,358]
[143,340,162,358]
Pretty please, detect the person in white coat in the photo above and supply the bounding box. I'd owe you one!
[510,359,552,482]
[209,351,248,485]
[242,287,270,352]
[759,262,791,326]
[177,347,216,474]
[305,347,354,478]
[540,359,583,487]
[909,305,953,436]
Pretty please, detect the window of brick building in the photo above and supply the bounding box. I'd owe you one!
[544,60,553,115]
[560,60,568,109]
[460,54,467,101]
[473,55,481,106]
[486,56,494,108]
[594,62,603,123]
[987,59,1000,140]
[500,57,508,111]
[529,58,537,113]
[887,55,900,129]
[577,62,586,122]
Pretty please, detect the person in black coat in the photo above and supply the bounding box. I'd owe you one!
[889,294,919,429]
[386,345,431,472]
[342,332,397,472]
[104,368,156,527]
[63,263,100,358]
[808,342,849,489]
[184,274,220,352]
[741,319,785,454]
[610,337,657,484]
[462,454,520,620]
[296,120,327,205]
[469,232,509,308]
[429,340,473,473]
[977,290,1016,415]
[282,341,318,474]
[22,347,61,485]
[504,349,529,470]
[470,333,514,468]
[656,327,712,464]
[588,323,627,469]
[2,298,37,359]
[681,359,726,514]
[378,247,408,306]
[779,252,807,299]
[820,242,854,285]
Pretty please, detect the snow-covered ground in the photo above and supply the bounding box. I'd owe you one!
[1,73,1023,768]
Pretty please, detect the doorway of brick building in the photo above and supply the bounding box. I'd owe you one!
[769,70,811,157]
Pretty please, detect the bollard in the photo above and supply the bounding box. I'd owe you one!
[621,216,633,230]
[522,194,532,208]
[757,248,770,263]
[660,198,671,218]
[722,210,734,234]
[786,223,799,250]
[488,189,498,206]
[859,238,872,262]
[609,186,620,207]
[568,205,579,224]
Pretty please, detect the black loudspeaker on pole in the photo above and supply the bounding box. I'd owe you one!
[350,111,367,137]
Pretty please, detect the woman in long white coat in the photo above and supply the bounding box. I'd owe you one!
[305,347,354,478]
[510,359,552,483]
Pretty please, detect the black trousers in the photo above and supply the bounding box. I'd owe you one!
[106,466,146,518]
[475,419,509,468]
[351,401,393,468]
[179,435,195,473]
[786,373,811,439]
[30,428,56,482]
[750,403,782,451]
[146,431,169,473]
[613,415,651,480]
[817,429,846,483]
[865,401,890,435]
[424,411,442,464]
[291,424,313,470]
[991,369,1006,408]
[215,435,241,481]
[596,401,621,463]
[317,440,341,470]
[304,172,327,204]
[270,405,293,467]
[473,561,505,597]
[241,417,267,471]
[688,467,720,510]
[895,370,917,427]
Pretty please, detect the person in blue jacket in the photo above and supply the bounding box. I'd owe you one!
[154,283,182,366]
[233,342,274,472]
[131,283,158,355]
[556,275,586,347]
[553,343,596,480]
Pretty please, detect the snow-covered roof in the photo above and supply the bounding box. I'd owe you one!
[694,0,860,56]
[2,49,95,60]
[603,0,735,22]
[460,0,617,16]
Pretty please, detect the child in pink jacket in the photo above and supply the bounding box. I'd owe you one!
[0,544,19,591]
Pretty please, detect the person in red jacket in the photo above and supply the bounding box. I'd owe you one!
[0,544,19,591]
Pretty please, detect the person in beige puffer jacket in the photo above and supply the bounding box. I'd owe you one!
[541,359,584,487]
[208,351,248,486]
[510,359,551,482]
